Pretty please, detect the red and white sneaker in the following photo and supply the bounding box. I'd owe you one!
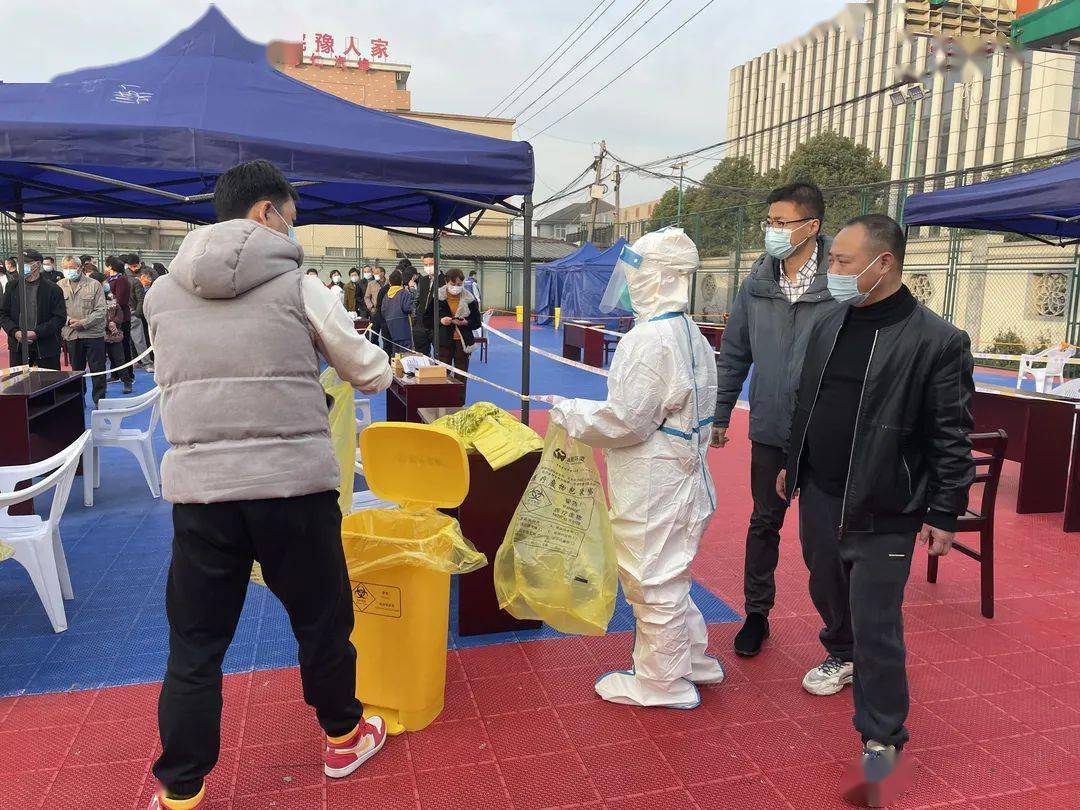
[148,782,205,809]
[323,716,387,778]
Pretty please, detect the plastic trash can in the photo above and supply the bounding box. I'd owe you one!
[341,422,485,735]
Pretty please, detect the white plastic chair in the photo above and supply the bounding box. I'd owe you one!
[1018,346,1076,393]
[1050,378,1080,399]
[0,431,92,632]
[83,387,162,507]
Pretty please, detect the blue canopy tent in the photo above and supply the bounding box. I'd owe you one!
[904,158,1080,245]
[534,242,602,325]
[0,8,542,418]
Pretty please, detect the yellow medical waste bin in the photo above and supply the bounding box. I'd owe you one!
[341,423,485,735]
[515,305,523,323]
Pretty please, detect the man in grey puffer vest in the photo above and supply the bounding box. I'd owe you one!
[144,161,393,809]
[710,182,841,658]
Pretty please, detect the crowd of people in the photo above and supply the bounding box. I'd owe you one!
[0,249,164,404]
[301,250,484,391]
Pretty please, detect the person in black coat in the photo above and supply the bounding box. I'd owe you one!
[425,267,481,392]
[0,249,67,368]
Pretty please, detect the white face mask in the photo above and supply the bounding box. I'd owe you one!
[363,272,373,280]
[423,264,434,276]
[447,284,464,295]
[63,268,80,281]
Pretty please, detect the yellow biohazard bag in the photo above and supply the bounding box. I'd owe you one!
[320,367,357,518]
[494,424,617,635]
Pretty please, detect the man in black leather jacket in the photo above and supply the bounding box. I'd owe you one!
[779,214,975,797]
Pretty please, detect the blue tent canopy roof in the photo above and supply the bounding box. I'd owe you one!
[534,239,630,325]
[0,7,533,228]
[903,158,1080,243]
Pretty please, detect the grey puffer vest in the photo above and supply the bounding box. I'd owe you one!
[144,219,339,504]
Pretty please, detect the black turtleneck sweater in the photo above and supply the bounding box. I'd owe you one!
[805,285,917,497]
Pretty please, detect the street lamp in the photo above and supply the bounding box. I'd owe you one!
[891,82,928,226]
[671,161,688,226]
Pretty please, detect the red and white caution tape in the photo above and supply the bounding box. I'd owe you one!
[484,321,610,378]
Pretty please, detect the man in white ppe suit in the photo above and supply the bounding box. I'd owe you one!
[543,227,722,709]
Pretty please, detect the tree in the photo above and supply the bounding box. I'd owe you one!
[692,155,767,256]
[781,132,888,234]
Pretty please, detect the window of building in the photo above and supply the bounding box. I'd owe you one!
[324,246,359,258]
[395,72,408,91]
[159,235,186,251]
[1029,272,1069,318]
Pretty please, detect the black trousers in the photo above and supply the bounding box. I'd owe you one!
[68,337,107,404]
[12,342,60,369]
[116,320,133,380]
[105,340,132,383]
[437,340,470,394]
[413,325,432,356]
[139,314,154,364]
[799,476,915,748]
[743,441,790,616]
[154,490,362,796]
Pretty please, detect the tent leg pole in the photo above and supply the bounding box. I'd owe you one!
[16,212,30,367]
[521,195,533,425]
[432,232,441,367]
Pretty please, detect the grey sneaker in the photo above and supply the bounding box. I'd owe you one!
[802,655,854,695]
[861,740,899,807]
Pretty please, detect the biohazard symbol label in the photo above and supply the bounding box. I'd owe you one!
[351,581,402,618]
[523,484,552,513]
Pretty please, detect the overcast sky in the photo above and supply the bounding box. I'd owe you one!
[2,1,836,215]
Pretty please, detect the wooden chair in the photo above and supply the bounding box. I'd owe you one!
[927,429,1007,619]
[602,318,634,365]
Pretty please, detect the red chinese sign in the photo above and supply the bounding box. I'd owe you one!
[302,32,392,67]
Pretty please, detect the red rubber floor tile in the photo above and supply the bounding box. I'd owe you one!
[458,643,532,679]
[407,718,494,771]
[928,696,1033,742]
[980,733,1080,789]
[64,717,160,766]
[434,680,479,723]
[499,751,599,810]
[45,758,149,810]
[535,664,607,707]
[326,773,419,810]
[241,698,320,746]
[986,651,1078,688]
[756,677,852,719]
[231,738,325,797]
[578,738,680,799]
[415,761,512,810]
[688,774,789,808]
[933,659,1028,696]
[988,688,1080,731]
[556,700,647,749]
[915,743,1033,799]
[483,707,573,759]
[604,787,699,810]
[2,689,97,731]
[0,768,59,808]
[652,727,759,786]
[248,666,302,705]
[727,718,833,771]
[520,636,596,671]
[907,663,977,704]
[471,671,551,717]
[230,785,323,809]
[698,682,788,728]
[0,723,79,771]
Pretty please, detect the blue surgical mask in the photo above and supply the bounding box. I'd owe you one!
[269,204,297,243]
[764,225,812,260]
[103,282,111,293]
[63,268,80,281]
[827,253,884,305]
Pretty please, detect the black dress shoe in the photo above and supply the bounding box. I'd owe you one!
[734,613,770,657]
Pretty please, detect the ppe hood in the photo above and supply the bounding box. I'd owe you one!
[607,227,698,320]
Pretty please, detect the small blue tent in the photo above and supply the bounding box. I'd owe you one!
[534,239,630,325]
[535,242,602,325]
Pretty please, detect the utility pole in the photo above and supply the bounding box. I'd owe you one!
[587,139,606,243]
[671,161,688,226]
[612,164,621,243]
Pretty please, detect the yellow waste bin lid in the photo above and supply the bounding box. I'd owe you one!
[360,423,470,509]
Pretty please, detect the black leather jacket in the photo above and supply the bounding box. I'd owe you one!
[785,296,975,534]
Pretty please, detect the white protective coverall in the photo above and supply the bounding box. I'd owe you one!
[549,227,721,709]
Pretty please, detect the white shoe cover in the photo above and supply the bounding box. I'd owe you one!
[688,654,725,685]
[595,671,700,709]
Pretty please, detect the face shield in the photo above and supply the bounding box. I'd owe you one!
[599,243,641,315]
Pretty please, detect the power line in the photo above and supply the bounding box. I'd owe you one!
[516,0,677,130]
[487,0,615,118]
[510,0,654,122]
[525,0,720,139]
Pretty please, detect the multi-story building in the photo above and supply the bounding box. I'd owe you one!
[726,0,1080,188]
